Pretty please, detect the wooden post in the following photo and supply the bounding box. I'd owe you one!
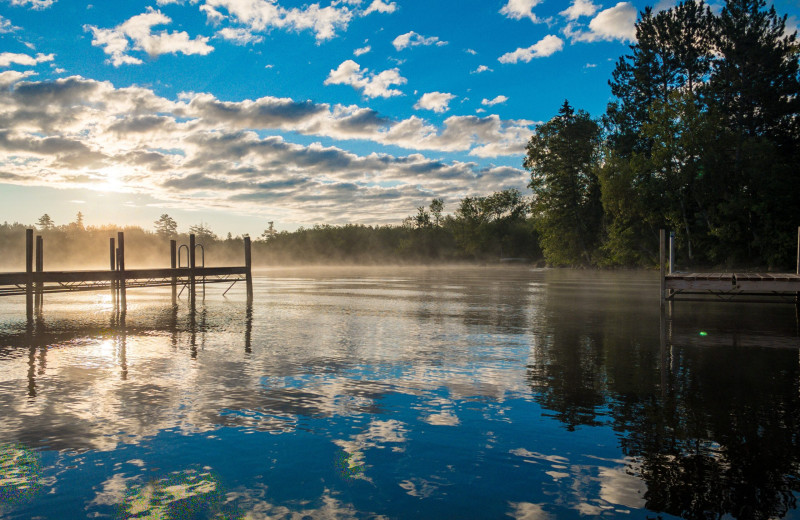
[25,229,33,320]
[659,229,666,302]
[244,235,253,303]
[170,239,177,304]
[35,235,43,312]
[189,234,196,304]
[668,231,675,274]
[109,238,116,305]
[117,232,126,306]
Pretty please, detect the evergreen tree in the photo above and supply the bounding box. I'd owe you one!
[525,101,602,265]
[154,214,178,238]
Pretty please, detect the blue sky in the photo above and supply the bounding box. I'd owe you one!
[1,0,798,237]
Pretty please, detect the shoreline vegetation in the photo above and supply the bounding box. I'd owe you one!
[2,1,798,273]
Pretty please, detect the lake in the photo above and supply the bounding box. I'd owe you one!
[1,266,799,519]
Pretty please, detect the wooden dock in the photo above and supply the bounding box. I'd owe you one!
[660,228,800,303]
[0,229,253,318]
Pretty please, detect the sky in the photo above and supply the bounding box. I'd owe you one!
[1,0,798,238]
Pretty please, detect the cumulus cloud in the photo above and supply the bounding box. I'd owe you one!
[482,95,508,106]
[392,31,446,51]
[560,0,599,20]
[0,15,19,33]
[362,0,396,15]
[6,0,55,9]
[324,60,406,98]
[472,65,492,74]
[217,27,264,45]
[499,0,544,23]
[414,92,456,113]
[563,2,637,43]
[0,52,54,67]
[498,35,563,63]
[85,8,213,67]
[353,45,371,56]
[197,0,392,42]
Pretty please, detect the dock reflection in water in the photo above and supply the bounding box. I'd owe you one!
[0,267,798,519]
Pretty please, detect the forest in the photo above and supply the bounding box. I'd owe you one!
[0,0,798,270]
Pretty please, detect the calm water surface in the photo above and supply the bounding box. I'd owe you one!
[0,267,799,519]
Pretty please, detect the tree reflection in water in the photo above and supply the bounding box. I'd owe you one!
[526,284,800,520]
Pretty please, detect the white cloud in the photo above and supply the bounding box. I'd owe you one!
[6,0,55,9]
[563,2,637,43]
[0,70,35,88]
[414,92,456,113]
[85,8,213,67]
[472,65,492,74]
[465,48,477,55]
[498,35,563,63]
[362,0,396,15]
[482,95,508,106]
[198,0,386,42]
[392,31,446,51]
[560,0,599,20]
[0,52,54,68]
[499,0,544,23]
[324,60,406,98]
[0,15,19,33]
[217,27,264,45]
[353,45,371,56]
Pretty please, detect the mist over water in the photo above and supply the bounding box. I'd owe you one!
[0,267,799,519]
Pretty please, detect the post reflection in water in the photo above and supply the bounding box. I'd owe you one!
[0,268,799,519]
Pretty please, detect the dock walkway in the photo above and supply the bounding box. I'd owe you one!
[0,229,253,318]
[660,229,800,303]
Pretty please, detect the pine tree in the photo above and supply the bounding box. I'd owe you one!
[525,101,602,265]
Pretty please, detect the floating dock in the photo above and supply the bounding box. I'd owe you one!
[0,229,253,318]
[659,228,800,304]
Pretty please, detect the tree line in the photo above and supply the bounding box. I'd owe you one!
[0,191,539,270]
[528,0,800,269]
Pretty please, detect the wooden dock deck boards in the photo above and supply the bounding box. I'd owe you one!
[660,229,800,303]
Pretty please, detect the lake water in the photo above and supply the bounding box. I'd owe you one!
[1,267,799,519]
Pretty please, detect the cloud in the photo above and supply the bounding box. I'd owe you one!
[324,60,406,98]
[6,0,55,9]
[499,0,544,23]
[560,0,599,20]
[0,15,19,33]
[563,2,637,43]
[498,35,563,63]
[0,52,54,67]
[353,45,371,56]
[0,76,533,225]
[217,27,264,45]
[85,8,213,67]
[0,70,35,88]
[362,0,396,15]
[414,92,456,113]
[198,0,392,42]
[472,65,492,74]
[481,95,508,106]
[392,31,446,51]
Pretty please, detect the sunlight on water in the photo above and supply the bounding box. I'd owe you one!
[0,266,798,519]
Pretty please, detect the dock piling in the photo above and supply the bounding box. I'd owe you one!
[659,229,666,302]
[244,236,253,303]
[35,235,43,313]
[170,240,177,304]
[189,234,196,305]
[109,238,116,305]
[25,229,33,320]
[117,232,126,307]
